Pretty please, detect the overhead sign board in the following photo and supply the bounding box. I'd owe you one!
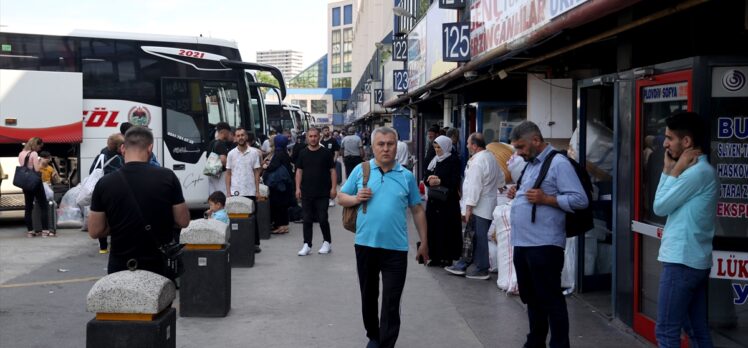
[393,70,409,92]
[393,38,408,62]
[439,0,466,9]
[442,22,470,62]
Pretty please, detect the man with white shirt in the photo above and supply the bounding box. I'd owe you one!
[226,127,263,252]
[445,133,503,280]
[395,139,409,169]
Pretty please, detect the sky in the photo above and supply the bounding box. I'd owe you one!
[0,0,329,67]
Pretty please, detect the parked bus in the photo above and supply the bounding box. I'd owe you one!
[264,101,309,134]
[0,29,286,210]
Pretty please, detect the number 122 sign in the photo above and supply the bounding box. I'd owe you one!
[393,70,409,92]
[442,22,470,62]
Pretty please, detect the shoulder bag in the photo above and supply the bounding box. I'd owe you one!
[13,152,41,191]
[342,161,370,233]
[427,185,449,202]
[115,171,184,281]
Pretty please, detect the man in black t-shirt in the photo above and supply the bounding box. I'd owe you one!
[207,122,232,195]
[320,126,341,206]
[295,128,336,256]
[88,126,190,277]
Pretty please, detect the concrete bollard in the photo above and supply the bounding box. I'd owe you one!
[256,197,271,240]
[226,196,256,268]
[86,270,176,348]
[179,218,231,317]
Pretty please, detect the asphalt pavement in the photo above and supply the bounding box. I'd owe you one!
[0,206,651,348]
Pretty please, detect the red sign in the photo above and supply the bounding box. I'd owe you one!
[83,108,119,127]
[712,251,748,281]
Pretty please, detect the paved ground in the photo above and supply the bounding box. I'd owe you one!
[0,206,651,348]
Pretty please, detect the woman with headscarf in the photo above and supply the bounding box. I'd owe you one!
[263,134,294,234]
[423,135,462,266]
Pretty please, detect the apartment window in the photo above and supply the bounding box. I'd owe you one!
[334,100,348,113]
[343,53,352,73]
[332,77,351,88]
[332,7,341,27]
[331,54,341,74]
[311,100,327,114]
[344,5,353,25]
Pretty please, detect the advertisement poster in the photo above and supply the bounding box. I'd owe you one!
[469,0,588,58]
[710,67,748,238]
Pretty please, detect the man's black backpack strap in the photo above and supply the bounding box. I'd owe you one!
[530,150,562,223]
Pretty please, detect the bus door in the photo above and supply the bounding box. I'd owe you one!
[161,78,241,208]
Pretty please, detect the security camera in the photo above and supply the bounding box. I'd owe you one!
[464,71,478,81]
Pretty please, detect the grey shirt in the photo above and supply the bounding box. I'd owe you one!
[340,135,363,157]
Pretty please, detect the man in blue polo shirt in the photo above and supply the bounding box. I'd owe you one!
[338,126,428,348]
[653,112,718,348]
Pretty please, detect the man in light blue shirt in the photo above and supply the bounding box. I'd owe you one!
[338,127,428,348]
[653,112,718,348]
[507,121,588,348]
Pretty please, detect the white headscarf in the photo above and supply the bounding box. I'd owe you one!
[427,135,453,171]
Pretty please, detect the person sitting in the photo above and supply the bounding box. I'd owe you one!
[205,191,229,224]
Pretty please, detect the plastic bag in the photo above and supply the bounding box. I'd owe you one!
[43,182,54,201]
[58,185,83,228]
[561,237,577,294]
[77,155,106,206]
[494,202,518,294]
[203,152,222,177]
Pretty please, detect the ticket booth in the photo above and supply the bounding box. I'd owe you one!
[623,57,748,347]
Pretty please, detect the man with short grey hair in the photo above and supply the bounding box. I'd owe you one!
[507,121,588,348]
[341,126,365,177]
[339,126,428,348]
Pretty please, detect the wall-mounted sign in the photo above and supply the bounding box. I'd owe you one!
[374,89,384,105]
[642,82,689,103]
[439,0,465,9]
[442,22,470,62]
[713,67,748,97]
[393,38,408,62]
[363,82,371,93]
[393,70,409,92]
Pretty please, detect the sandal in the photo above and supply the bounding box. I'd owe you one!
[26,231,38,238]
[41,231,56,238]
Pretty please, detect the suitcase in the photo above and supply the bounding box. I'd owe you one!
[32,199,57,232]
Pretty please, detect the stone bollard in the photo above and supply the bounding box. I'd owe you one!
[179,218,231,317]
[226,196,256,267]
[256,196,271,240]
[86,270,176,348]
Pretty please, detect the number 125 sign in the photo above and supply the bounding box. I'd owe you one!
[442,22,470,62]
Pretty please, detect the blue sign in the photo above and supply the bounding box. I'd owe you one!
[442,22,470,62]
[393,70,409,92]
[393,38,408,62]
[439,0,465,9]
[374,89,384,105]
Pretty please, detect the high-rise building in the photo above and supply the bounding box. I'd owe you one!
[256,50,304,80]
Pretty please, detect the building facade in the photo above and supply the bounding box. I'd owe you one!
[256,49,304,80]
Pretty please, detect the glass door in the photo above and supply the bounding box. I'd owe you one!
[632,70,692,344]
[575,82,615,316]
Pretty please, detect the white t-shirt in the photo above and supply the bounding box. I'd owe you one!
[261,139,271,153]
[226,146,261,197]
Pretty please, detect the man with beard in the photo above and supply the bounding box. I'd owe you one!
[506,121,588,348]
[226,127,263,253]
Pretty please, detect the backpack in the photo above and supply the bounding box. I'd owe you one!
[517,150,593,238]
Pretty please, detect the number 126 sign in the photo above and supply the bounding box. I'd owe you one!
[442,22,470,62]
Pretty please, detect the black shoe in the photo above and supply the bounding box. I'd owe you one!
[254,245,262,253]
[366,339,379,348]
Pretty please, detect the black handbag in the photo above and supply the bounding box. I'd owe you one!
[427,185,449,201]
[13,152,41,191]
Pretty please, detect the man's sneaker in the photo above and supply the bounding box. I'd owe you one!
[444,260,468,276]
[297,243,312,256]
[328,199,335,207]
[318,241,331,254]
[366,339,380,348]
[465,267,490,280]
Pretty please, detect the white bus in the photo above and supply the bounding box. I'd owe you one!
[263,101,311,134]
[0,29,286,210]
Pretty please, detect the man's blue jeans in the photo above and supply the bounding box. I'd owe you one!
[655,262,713,348]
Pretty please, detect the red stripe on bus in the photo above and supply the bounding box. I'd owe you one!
[0,121,83,144]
